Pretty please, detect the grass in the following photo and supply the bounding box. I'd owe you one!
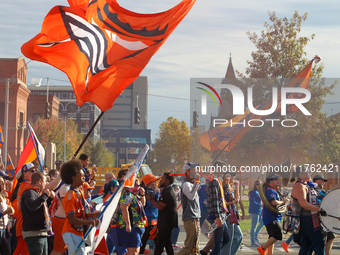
[239,197,252,233]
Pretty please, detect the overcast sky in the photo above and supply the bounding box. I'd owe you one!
[1,0,339,141]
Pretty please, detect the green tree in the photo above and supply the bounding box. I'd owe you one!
[149,117,190,174]
[83,138,115,167]
[225,11,338,167]
[190,128,211,166]
[34,118,83,161]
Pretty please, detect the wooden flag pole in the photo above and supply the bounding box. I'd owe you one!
[72,111,105,159]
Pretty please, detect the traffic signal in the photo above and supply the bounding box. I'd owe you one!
[134,107,141,124]
[193,111,199,128]
[46,102,50,119]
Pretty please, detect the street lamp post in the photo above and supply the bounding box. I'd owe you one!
[3,79,10,167]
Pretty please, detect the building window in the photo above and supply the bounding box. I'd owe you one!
[120,137,146,144]
[107,137,116,143]
[128,147,143,154]
[62,93,68,99]
[81,120,89,128]
[81,105,90,113]
[120,148,126,153]
[33,114,40,123]
[107,147,116,153]
[67,104,77,113]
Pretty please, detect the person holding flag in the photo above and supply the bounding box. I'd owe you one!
[21,171,54,255]
[116,179,146,255]
[12,163,39,255]
[60,159,100,255]
[200,161,230,255]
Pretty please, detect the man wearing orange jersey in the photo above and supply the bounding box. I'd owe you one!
[60,160,100,255]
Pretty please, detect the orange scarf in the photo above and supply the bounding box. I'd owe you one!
[217,178,228,213]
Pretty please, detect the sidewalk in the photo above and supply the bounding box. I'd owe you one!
[144,229,340,255]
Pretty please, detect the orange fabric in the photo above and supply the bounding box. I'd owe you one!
[149,226,157,239]
[13,235,29,255]
[99,185,104,194]
[0,125,4,147]
[21,0,196,112]
[62,189,85,237]
[15,181,31,237]
[94,238,109,255]
[52,217,67,252]
[12,139,36,192]
[200,60,314,152]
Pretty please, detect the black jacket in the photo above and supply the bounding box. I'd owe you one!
[21,188,49,232]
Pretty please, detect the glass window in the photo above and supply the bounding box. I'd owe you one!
[81,105,90,113]
[127,147,143,154]
[67,104,77,113]
[108,137,116,143]
[81,120,89,128]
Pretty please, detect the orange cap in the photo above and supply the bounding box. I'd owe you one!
[142,173,161,186]
[83,182,95,190]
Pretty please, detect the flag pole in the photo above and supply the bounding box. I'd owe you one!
[211,143,229,165]
[72,111,105,159]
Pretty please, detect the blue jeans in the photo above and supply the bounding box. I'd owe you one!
[24,236,48,255]
[222,217,243,255]
[250,213,264,243]
[200,209,208,228]
[286,233,294,244]
[107,227,127,255]
[0,229,11,255]
[207,218,230,255]
[171,226,180,245]
[299,215,325,255]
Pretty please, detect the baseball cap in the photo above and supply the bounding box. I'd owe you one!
[183,162,199,172]
[83,182,95,190]
[313,174,328,182]
[142,173,161,186]
[266,174,280,181]
[0,170,10,180]
[16,163,39,180]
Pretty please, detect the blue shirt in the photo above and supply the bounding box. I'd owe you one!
[248,189,262,215]
[144,193,160,221]
[263,185,282,225]
[198,184,208,213]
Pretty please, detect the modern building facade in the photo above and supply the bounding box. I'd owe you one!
[101,77,150,165]
[102,129,151,166]
[102,76,148,130]
[29,76,150,165]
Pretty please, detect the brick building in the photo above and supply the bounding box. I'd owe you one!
[0,57,30,164]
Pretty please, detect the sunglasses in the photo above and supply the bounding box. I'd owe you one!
[28,169,37,173]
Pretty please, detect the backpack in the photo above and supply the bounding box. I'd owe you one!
[282,199,300,234]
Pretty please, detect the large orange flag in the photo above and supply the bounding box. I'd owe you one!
[22,0,196,112]
[200,57,319,152]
